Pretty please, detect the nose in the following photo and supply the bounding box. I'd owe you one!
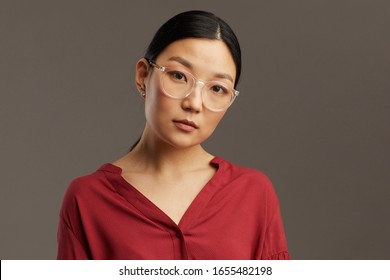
[181,81,204,112]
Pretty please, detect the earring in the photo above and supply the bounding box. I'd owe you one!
[139,89,146,98]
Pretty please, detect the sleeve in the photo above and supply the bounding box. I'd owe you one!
[57,177,91,260]
[255,179,291,260]
[57,215,89,260]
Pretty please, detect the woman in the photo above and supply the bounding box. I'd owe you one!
[57,10,290,260]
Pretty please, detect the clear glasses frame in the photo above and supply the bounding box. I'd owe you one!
[148,60,240,112]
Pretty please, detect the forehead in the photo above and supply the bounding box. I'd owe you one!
[156,38,236,81]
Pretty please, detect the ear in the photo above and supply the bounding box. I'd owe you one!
[135,58,150,92]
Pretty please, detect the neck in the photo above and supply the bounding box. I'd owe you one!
[126,131,213,175]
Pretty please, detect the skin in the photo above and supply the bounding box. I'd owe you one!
[113,38,237,224]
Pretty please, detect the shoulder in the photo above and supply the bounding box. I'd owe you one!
[59,164,119,227]
[65,170,105,197]
[217,157,273,188]
[215,157,279,202]
[60,165,115,211]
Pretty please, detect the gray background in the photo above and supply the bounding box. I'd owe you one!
[1,0,389,259]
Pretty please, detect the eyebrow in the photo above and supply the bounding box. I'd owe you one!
[167,56,234,83]
[168,56,192,69]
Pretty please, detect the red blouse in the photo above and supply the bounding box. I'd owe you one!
[57,157,290,260]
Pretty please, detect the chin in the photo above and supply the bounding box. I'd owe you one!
[168,140,201,149]
[164,135,205,149]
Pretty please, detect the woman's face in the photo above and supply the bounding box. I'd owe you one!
[137,38,236,149]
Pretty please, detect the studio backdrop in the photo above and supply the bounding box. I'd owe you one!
[1,0,389,259]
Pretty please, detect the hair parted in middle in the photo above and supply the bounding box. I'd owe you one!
[144,10,241,87]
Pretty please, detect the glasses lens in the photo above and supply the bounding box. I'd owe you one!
[160,68,235,111]
[202,82,233,111]
[161,70,193,98]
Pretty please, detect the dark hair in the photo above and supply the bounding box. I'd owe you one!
[130,10,241,152]
[145,10,241,87]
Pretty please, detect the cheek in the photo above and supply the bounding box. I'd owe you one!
[144,77,164,119]
[144,87,176,124]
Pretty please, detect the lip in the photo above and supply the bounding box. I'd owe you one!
[173,119,199,132]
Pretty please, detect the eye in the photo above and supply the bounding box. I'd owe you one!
[210,84,229,95]
[167,71,187,82]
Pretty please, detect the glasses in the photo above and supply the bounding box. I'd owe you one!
[148,61,240,112]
